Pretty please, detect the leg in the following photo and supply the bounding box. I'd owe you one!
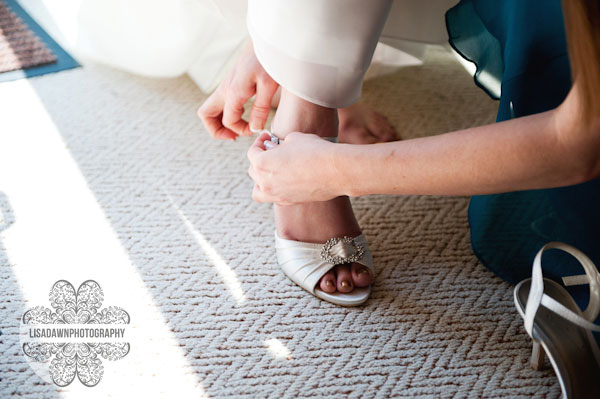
[271,87,398,144]
[271,88,372,293]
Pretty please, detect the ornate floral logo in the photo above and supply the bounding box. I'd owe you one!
[21,280,130,387]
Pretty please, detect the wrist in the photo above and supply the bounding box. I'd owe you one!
[332,142,396,198]
[330,143,363,198]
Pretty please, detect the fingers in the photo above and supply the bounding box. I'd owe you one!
[247,132,271,163]
[222,75,255,137]
[249,77,278,131]
[251,183,280,203]
[197,88,237,141]
[248,132,275,203]
[252,184,269,203]
[199,54,278,139]
[246,126,299,205]
[251,184,292,205]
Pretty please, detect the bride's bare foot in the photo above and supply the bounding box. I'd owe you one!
[271,89,372,294]
[338,102,398,144]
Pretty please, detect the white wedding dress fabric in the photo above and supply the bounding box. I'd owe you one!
[22,0,456,99]
[247,0,393,108]
[76,0,250,93]
[248,0,456,108]
[18,0,250,93]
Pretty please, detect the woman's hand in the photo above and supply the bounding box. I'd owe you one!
[198,42,279,140]
[247,132,345,204]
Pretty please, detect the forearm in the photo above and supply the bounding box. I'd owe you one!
[337,104,600,197]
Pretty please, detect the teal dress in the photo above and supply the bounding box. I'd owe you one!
[445,0,600,313]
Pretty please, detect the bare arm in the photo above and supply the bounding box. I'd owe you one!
[337,80,600,197]
[248,81,600,204]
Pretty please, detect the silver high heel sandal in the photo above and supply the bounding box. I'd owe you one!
[514,242,600,398]
[259,130,375,306]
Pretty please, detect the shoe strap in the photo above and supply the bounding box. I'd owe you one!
[562,274,590,286]
[252,127,338,144]
[525,242,600,336]
[278,135,337,143]
[539,295,600,332]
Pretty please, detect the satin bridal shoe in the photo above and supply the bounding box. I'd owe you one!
[260,131,375,306]
[274,231,375,306]
[514,242,600,399]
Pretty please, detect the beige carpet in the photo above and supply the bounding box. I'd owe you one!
[0,46,561,398]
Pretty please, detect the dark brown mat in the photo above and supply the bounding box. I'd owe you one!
[0,0,56,74]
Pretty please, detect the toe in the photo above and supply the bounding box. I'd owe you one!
[335,264,354,293]
[384,131,398,142]
[382,125,399,141]
[384,125,399,141]
[368,117,398,142]
[319,270,337,293]
[353,127,377,144]
[351,263,372,287]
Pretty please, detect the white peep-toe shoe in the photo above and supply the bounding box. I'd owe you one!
[275,231,375,306]
[260,131,375,306]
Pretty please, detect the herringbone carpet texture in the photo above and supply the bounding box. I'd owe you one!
[0,46,560,398]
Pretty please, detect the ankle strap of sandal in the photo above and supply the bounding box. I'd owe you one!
[252,127,339,144]
[525,242,600,336]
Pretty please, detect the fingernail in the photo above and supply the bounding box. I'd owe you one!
[250,122,263,133]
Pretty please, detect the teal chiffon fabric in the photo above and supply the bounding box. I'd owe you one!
[445,0,600,314]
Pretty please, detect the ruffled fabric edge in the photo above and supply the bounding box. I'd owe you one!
[445,0,503,101]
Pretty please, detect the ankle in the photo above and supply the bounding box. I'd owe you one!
[271,88,338,138]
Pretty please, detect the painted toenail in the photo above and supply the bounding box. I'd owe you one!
[341,280,351,288]
[326,280,334,287]
[358,268,369,275]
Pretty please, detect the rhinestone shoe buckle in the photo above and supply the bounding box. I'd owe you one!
[320,236,365,265]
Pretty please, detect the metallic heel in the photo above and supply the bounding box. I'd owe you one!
[514,242,600,399]
[530,340,545,371]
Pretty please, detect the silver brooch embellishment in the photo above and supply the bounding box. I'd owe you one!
[320,236,364,265]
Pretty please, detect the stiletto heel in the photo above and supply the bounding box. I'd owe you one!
[514,242,600,399]
[530,340,545,371]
